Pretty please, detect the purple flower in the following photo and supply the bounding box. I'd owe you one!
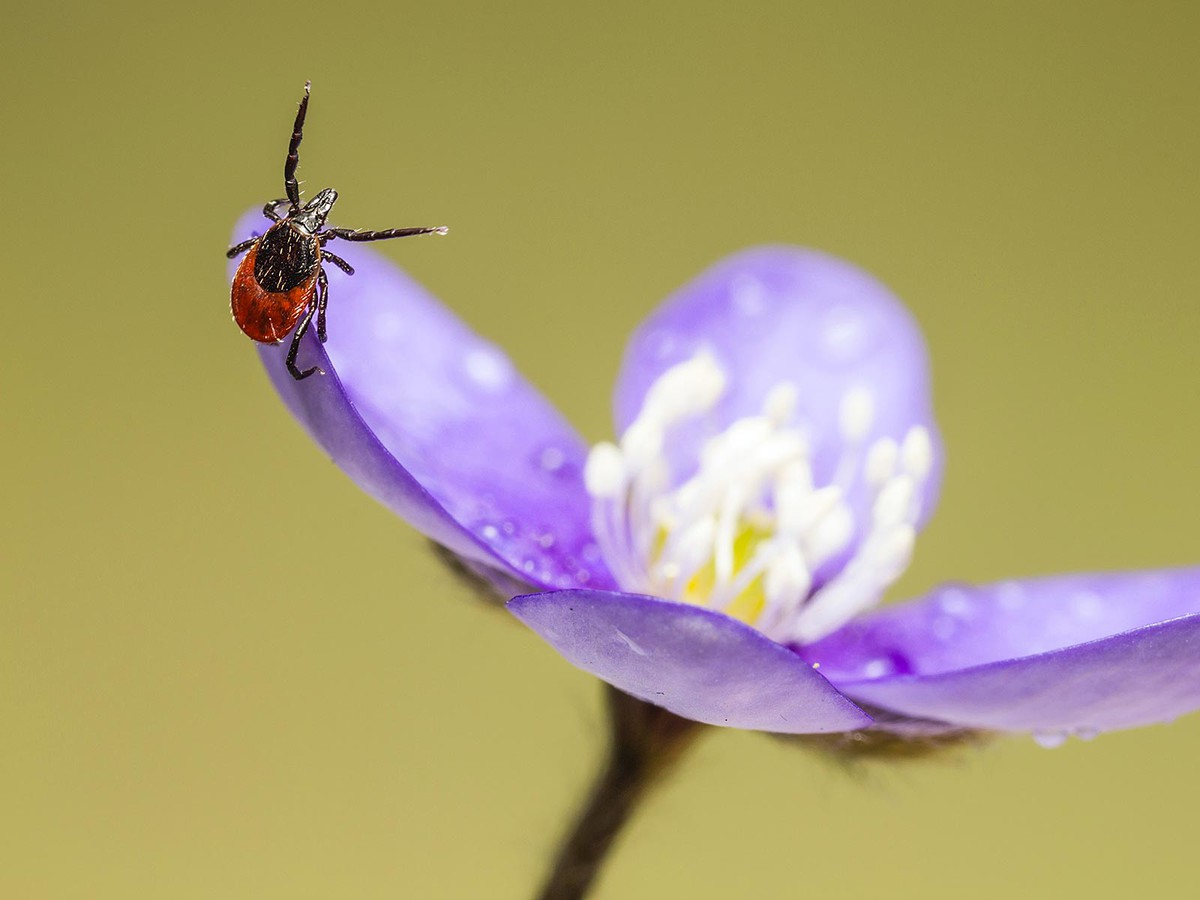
[232,210,1200,742]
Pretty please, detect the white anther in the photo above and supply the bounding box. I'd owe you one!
[874,524,916,579]
[584,442,626,498]
[872,474,917,529]
[642,352,726,421]
[838,386,875,443]
[763,382,799,423]
[778,483,841,538]
[900,426,934,480]
[761,546,812,627]
[804,503,854,566]
[618,419,663,471]
[663,516,717,582]
[864,437,899,488]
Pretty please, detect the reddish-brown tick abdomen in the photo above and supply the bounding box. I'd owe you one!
[230,242,319,343]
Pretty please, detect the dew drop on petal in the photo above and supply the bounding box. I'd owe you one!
[1070,591,1103,621]
[1033,731,1068,749]
[938,588,973,618]
[863,658,892,679]
[646,329,678,360]
[730,275,767,317]
[997,581,1026,611]
[820,304,871,363]
[463,346,514,393]
[539,445,566,473]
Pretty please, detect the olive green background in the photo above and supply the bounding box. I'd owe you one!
[4,1,1199,897]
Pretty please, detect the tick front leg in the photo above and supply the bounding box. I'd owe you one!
[325,225,448,242]
[226,237,258,259]
[316,268,329,343]
[321,249,354,276]
[263,198,291,222]
[286,303,324,380]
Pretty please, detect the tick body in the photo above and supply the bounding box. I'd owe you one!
[228,82,447,380]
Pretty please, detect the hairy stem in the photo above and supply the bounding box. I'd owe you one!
[535,686,704,900]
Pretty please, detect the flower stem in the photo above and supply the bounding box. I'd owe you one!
[535,686,704,900]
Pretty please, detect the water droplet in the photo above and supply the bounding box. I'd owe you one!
[730,275,766,317]
[537,532,556,549]
[938,588,973,618]
[575,569,591,584]
[463,346,514,393]
[1070,591,1102,620]
[502,520,516,536]
[481,524,499,541]
[863,658,892,679]
[820,305,870,362]
[522,559,536,573]
[1033,731,1068,749]
[539,445,566,473]
[997,581,1026,610]
[646,329,678,360]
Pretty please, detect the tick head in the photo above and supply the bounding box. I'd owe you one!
[293,188,338,234]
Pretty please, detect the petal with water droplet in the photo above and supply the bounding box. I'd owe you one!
[806,569,1200,734]
[508,589,873,733]
[230,211,614,592]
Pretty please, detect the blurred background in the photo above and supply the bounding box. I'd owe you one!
[4,1,1199,897]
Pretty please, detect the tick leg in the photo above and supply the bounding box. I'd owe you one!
[325,225,448,242]
[262,198,291,222]
[286,303,323,381]
[284,82,311,211]
[226,237,258,259]
[316,268,329,343]
[321,249,354,276]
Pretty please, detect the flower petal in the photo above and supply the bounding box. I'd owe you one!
[229,211,613,592]
[614,247,943,534]
[806,569,1200,734]
[508,589,873,733]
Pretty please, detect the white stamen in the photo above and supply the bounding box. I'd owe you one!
[583,354,934,645]
[584,442,626,498]
[901,426,934,480]
[838,386,875,443]
[872,474,917,529]
[764,382,798,423]
[804,503,855,566]
[864,437,899,488]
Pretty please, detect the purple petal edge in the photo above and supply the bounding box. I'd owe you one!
[508,590,873,734]
[808,569,1200,735]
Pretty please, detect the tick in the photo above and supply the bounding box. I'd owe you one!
[227,82,447,380]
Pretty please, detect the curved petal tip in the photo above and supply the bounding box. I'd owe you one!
[509,589,873,734]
